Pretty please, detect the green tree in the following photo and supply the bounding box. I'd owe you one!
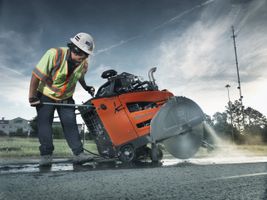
[29,116,38,137]
[203,114,215,145]
[53,126,64,139]
[243,107,267,143]
[212,112,228,137]
[211,111,238,142]
[227,100,245,132]
[244,107,267,128]
[9,128,27,137]
[0,130,7,136]
[263,126,267,143]
[204,114,213,126]
[224,101,267,144]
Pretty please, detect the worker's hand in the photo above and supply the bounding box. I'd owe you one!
[29,96,41,107]
[85,86,95,97]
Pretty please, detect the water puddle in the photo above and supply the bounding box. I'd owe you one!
[1,156,267,174]
[0,158,163,174]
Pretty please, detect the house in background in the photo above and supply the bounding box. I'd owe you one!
[0,118,9,135]
[0,117,31,136]
[9,117,31,135]
[0,117,83,136]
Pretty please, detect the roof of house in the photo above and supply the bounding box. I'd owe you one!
[10,117,29,122]
[0,120,9,124]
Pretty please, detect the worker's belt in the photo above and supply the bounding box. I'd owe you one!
[37,92,73,104]
[54,99,71,104]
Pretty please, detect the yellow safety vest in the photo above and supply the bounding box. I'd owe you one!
[32,47,88,100]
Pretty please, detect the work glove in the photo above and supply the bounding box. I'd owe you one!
[85,86,95,97]
[29,96,41,107]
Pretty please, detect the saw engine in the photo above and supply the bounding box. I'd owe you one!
[79,68,205,162]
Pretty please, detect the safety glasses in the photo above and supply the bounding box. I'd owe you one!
[72,46,89,58]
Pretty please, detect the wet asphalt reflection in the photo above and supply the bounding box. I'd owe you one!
[2,156,267,174]
[0,159,172,174]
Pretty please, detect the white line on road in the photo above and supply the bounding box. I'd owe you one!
[215,172,267,181]
[162,157,267,166]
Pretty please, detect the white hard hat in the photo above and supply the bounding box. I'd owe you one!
[70,32,95,55]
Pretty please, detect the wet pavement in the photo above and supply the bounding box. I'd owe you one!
[1,158,267,200]
[0,157,159,174]
[1,156,267,174]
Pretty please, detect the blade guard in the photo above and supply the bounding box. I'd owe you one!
[150,96,205,159]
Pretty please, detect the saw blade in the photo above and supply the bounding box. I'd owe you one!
[163,123,204,159]
[150,96,204,159]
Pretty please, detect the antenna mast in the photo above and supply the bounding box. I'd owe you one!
[231,26,245,131]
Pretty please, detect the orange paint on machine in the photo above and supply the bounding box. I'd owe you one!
[91,90,173,146]
[79,68,205,162]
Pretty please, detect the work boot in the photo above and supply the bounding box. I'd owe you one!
[39,155,52,166]
[73,152,93,164]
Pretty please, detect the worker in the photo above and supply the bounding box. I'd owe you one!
[28,32,95,166]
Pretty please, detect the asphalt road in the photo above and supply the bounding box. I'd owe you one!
[0,159,267,200]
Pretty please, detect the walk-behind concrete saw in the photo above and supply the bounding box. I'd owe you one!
[79,68,206,163]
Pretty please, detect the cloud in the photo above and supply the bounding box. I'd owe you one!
[1,0,266,120]
[0,29,43,119]
[95,0,216,55]
[0,30,42,74]
[235,0,266,34]
[0,67,34,119]
[0,65,24,76]
[0,67,29,104]
[95,37,141,55]
[155,0,267,115]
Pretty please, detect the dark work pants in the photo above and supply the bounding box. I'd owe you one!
[36,93,83,156]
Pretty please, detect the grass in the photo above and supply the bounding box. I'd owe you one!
[0,137,98,158]
[1,137,267,158]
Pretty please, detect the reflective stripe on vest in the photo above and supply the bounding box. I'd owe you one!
[32,68,52,84]
[33,48,64,93]
[35,47,86,100]
[51,48,63,80]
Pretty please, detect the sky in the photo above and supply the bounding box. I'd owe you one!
[0,0,267,122]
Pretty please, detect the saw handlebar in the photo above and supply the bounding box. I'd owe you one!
[41,102,93,108]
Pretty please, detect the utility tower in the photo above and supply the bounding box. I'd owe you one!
[231,26,245,131]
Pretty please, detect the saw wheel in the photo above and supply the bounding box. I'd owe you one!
[118,144,135,163]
